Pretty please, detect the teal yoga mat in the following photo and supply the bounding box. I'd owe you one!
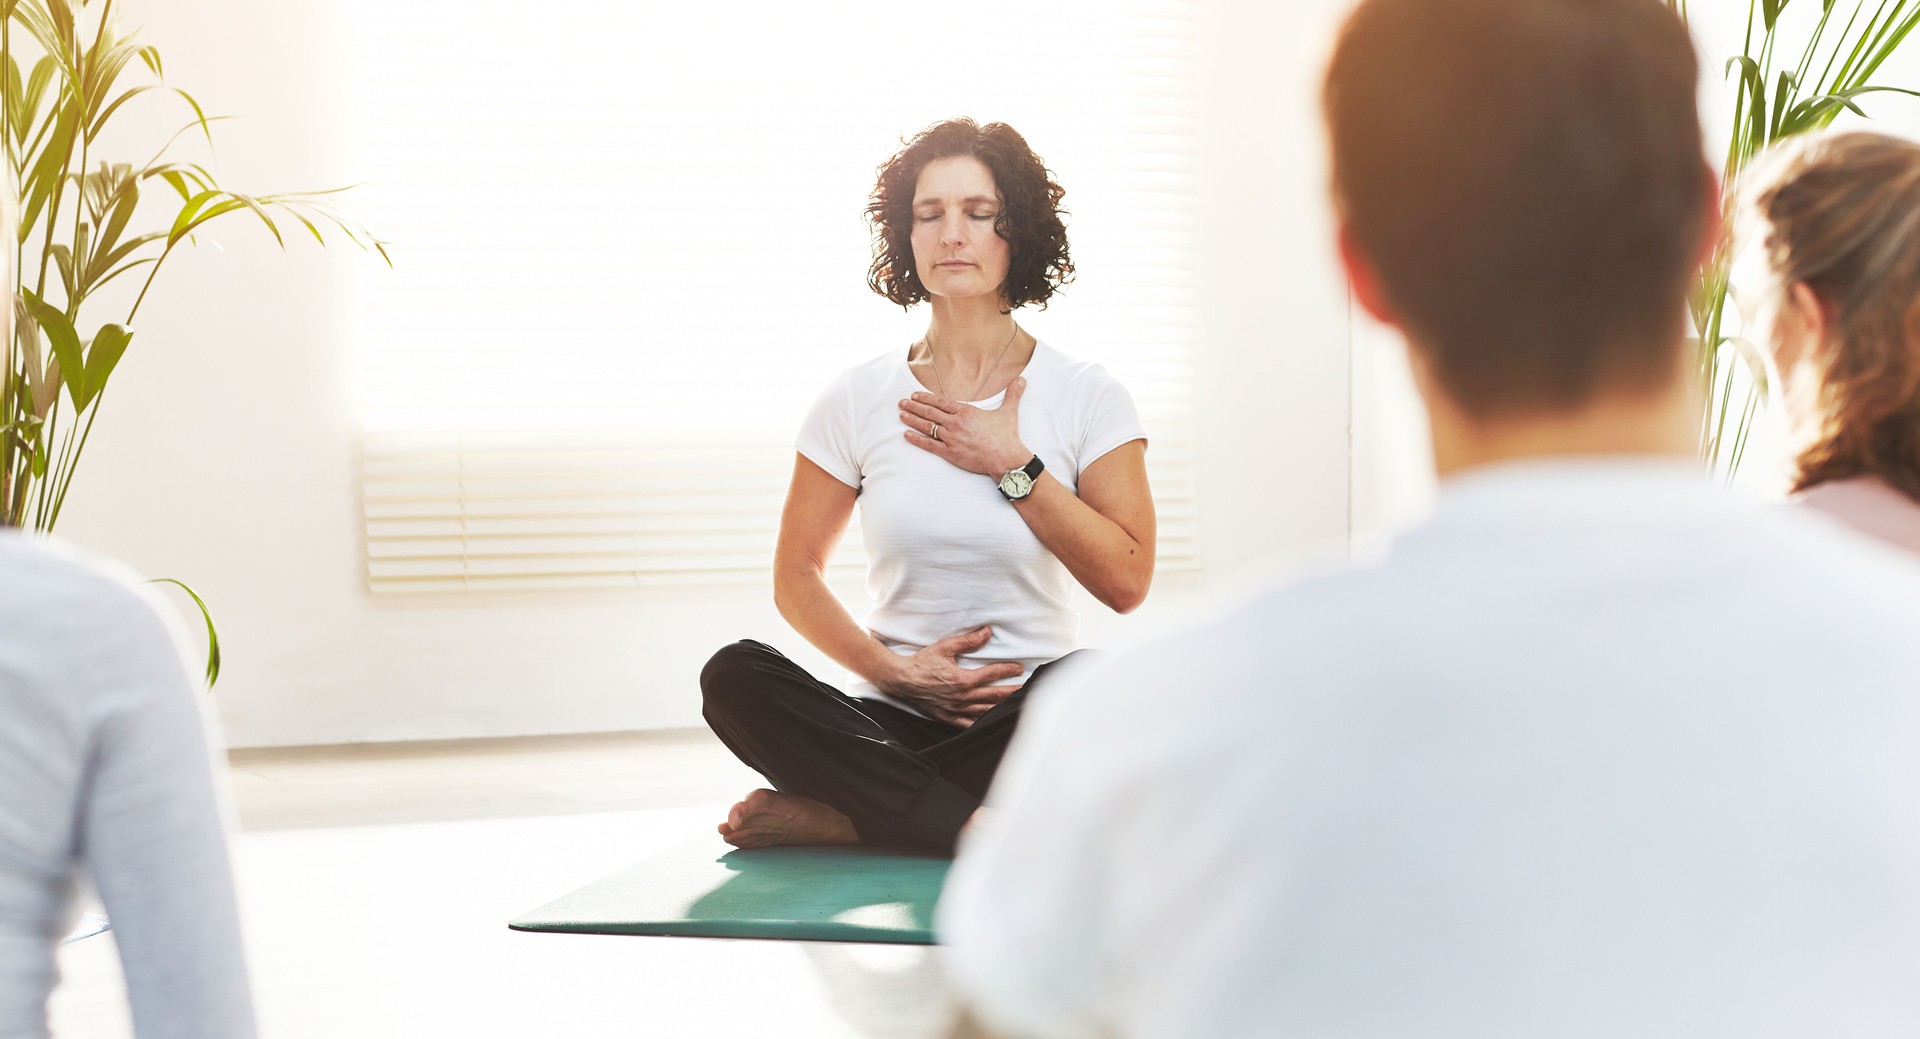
[509,838,952,945]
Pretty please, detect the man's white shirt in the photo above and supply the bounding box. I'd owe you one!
[940,459,1920,1039]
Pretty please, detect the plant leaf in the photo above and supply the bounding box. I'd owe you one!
[2,417,46,464]
[1780,84,1920,135]
[47,244,75,300]
[229,192,285,248]
[88,230,164,286]
[1845,4,1920,90]
[286,207,327,247]
[1725,56,1768,154]
[168,196,250,246]
[86,84,157,143]
[20,288,87,411]
[168,189,222,244]
[87,176,140,282]
[13,1,76,76]
[80,325,132,410]
[156,170,193,201]
[147,577,221,687]
[144,160,215,199]
[1781,93,1867,135]
[1770,70,1799,140]
[1732,336,1773,403]
[169,86,214,148]
[136,44,162,78]
[12,297,57,417]
[20,55,62,141]
[91,256,157,293]
[4,52,21,137]
[20,101,80,242]
[1836,81,1920,101]
[82,36,143,130]
[45,0,78,57]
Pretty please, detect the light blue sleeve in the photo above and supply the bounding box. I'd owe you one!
[81,587,256,1039]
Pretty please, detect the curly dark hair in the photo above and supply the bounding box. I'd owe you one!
[865,118,1073,310]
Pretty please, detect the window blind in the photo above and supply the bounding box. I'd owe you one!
[345,0,1202,593]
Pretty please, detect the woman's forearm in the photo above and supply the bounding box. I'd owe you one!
[1011,473,1153,613]
[773,563,903,686]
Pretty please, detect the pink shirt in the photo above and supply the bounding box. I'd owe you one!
[1796,475,1920,556]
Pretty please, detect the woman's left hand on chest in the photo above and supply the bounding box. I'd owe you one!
[899,378,1033,477]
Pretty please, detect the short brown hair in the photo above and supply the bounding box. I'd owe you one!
[1737,131,1920,502]
[1324,0,1708,416]
[865,118,1073,311]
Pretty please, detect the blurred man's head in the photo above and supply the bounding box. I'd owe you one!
[1325,0,1709,422]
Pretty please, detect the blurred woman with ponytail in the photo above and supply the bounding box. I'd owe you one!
[1738,130,1920,553]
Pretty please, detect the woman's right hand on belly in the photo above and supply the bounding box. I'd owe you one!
[874,625,1025,729]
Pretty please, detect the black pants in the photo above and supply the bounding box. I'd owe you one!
[700,639,1095,853]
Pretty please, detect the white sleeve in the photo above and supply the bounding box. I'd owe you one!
[794,371,862,489]
[938,657,1125,1039]
[81,591,256,1039]
[1076,364,1148,470]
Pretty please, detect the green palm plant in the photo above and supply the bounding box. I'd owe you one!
[1675,0,1920,477]
[0,0,388,683]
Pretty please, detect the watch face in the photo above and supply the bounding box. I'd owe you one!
[1000,469,1035,498]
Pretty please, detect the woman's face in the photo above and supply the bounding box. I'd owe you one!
[910,155,1011,304]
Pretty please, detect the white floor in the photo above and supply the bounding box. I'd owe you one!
[50,731,963,1038]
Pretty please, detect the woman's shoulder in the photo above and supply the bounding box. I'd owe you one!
[1794,475,1920,556]
[1030,341,1134,400]
[811,346,908,399]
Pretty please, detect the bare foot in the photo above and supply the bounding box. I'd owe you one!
[717,788,860,849]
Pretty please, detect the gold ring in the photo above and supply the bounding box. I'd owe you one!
[930,422,942,441]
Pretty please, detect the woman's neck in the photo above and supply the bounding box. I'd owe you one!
[925,296,1019,365]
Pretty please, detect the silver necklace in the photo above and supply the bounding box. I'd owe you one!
[924,323,1020,403]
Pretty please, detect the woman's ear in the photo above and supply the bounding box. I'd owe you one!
[1777,280,1826,376]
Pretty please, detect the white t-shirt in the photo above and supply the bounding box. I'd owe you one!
[795,341,1146,710]
[0,534,255,1039]
[941,459,1920,1039]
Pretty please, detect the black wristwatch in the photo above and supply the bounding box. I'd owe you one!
[998,455,1045,500]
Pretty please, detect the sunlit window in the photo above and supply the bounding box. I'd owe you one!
[345,0,1201,590]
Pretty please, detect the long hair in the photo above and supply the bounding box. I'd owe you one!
[1738,131,1920,502]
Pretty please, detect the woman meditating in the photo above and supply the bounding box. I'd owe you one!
[1737,131,1920,553]
[700,117,1155,853]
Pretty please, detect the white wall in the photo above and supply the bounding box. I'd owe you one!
[54,0,1360,747]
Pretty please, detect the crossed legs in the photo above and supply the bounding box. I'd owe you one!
[699,640,1083,854]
